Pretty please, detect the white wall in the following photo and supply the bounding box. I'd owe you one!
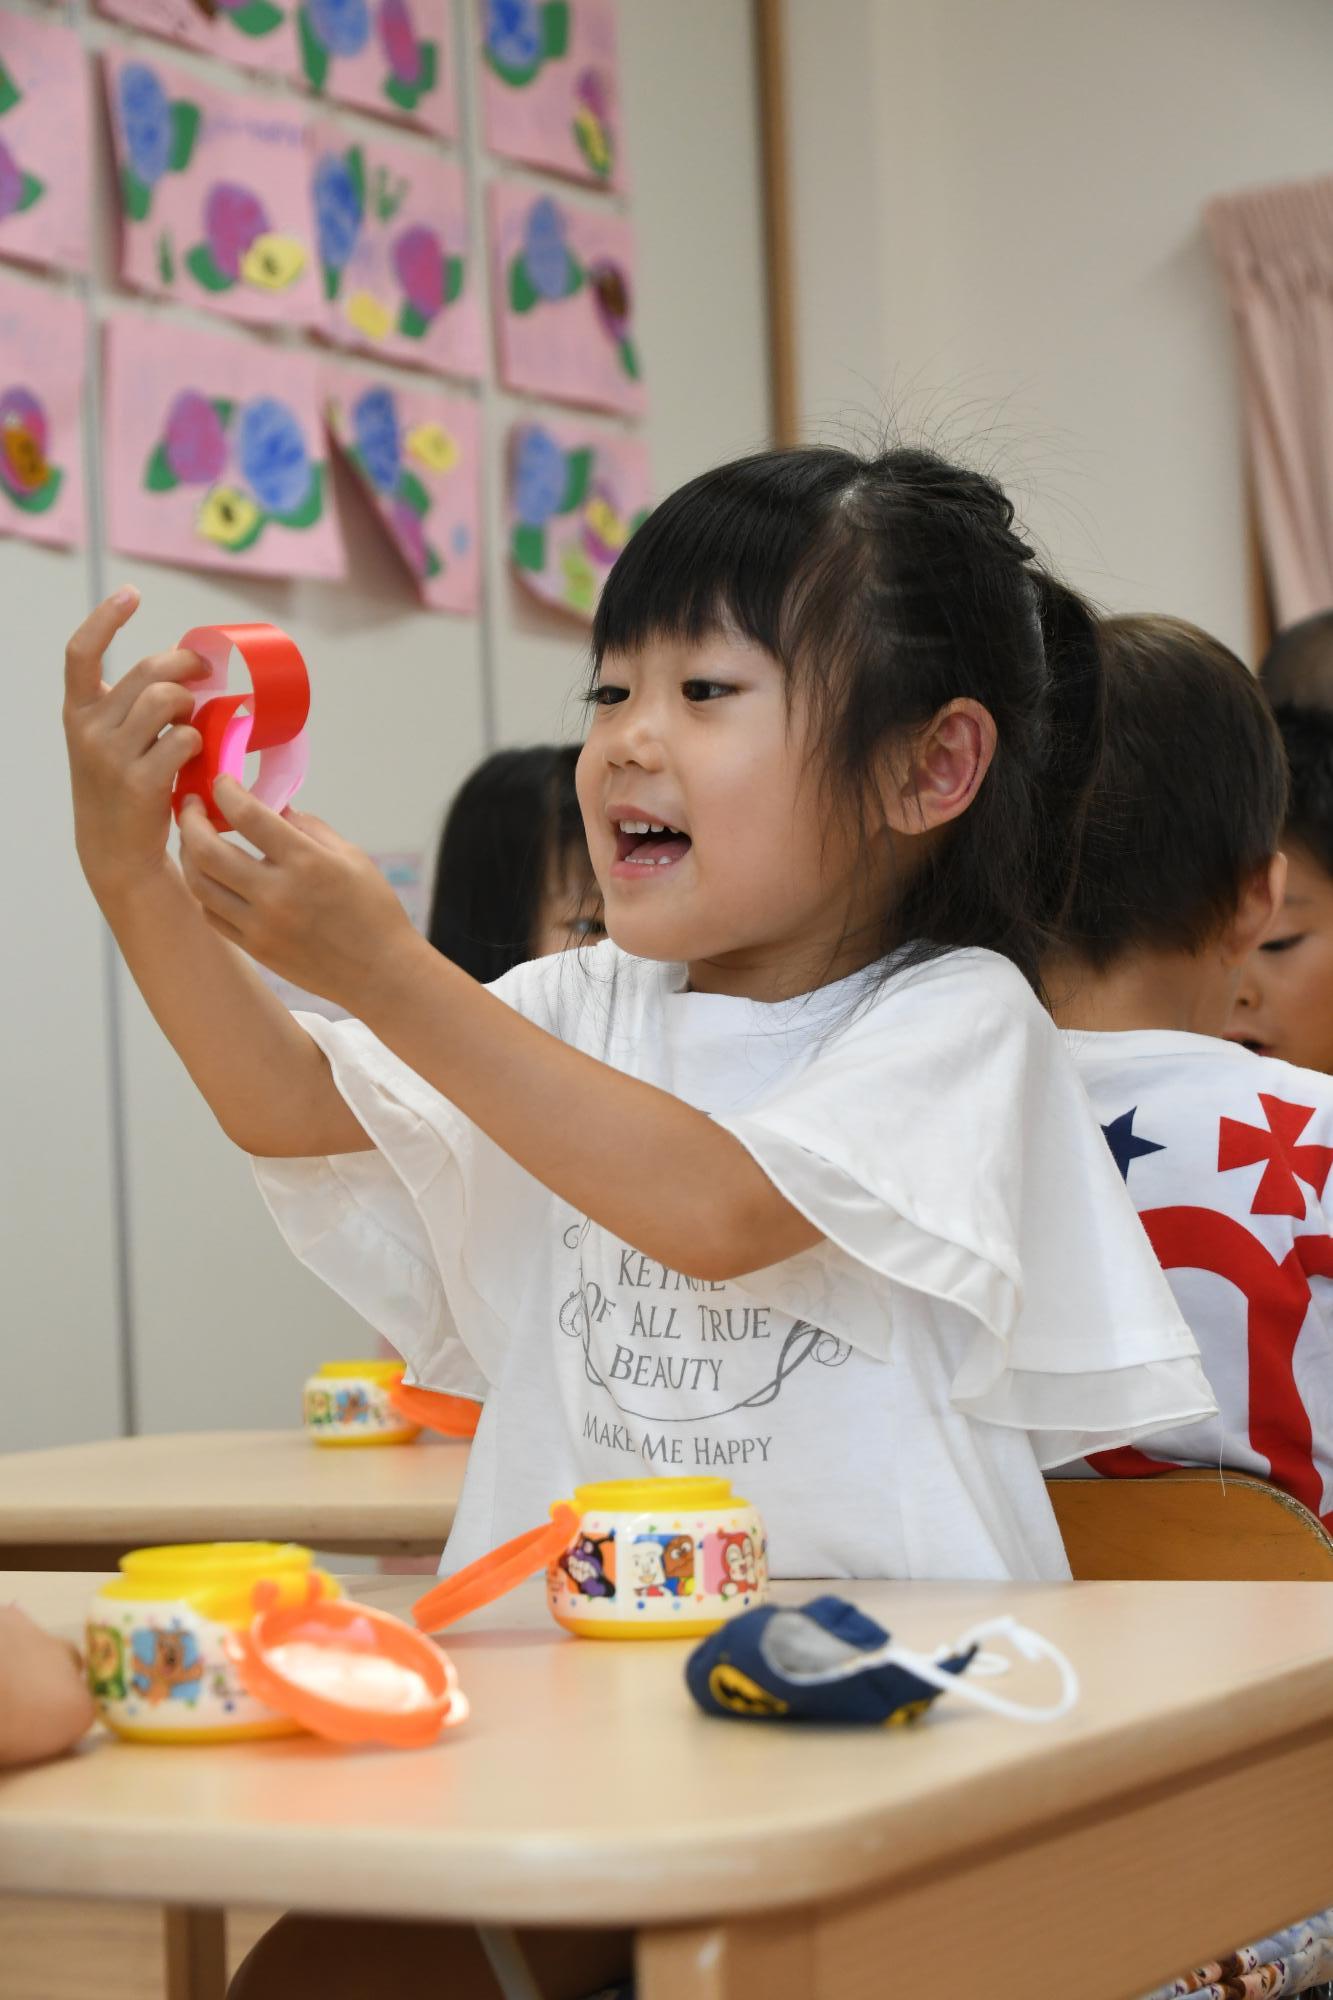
[784,0,1333,659]
[4,0,770,1445]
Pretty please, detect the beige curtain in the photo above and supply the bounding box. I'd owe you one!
[1206,175,1333,626]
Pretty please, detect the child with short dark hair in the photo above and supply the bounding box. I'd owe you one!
[1048,614,1333,1521]
[1229,704,1333,1075]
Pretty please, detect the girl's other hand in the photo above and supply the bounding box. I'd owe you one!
[0,1605,95,1767]
[63,589,209,905]
[178,779,422,1015]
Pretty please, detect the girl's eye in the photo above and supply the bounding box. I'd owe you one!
[682,679,736,702]
[568,914,605,939]
[588,684,628,708]
[1260,934,1307,955]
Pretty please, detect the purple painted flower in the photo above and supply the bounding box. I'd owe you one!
[118,64,172,188]
[486,0,540,72]
[237,398,311,514]
[393,224,445,319]
[314,152,362,272]
[575,68,608,120]
[164,391,228,485]
[587,259,630,342]
[0,388,48,497]
[203,183,270,281]
[352,386,400,494]
[0,137,22,222]
[391,494,429,577]
[378,0,421,83]
[523,198,572,301]
[308,0,371,55]
[513,425,567,526]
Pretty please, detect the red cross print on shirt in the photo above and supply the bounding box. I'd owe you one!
[1218,1094,1333,1218]
[1087,1206,1333,1524]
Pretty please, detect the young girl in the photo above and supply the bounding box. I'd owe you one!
[62,443,1213,1594]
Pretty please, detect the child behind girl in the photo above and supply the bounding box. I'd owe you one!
[62,443,1212,1594]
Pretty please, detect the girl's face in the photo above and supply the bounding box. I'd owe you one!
[577,635,886,997]
[530,844,604,958]
[1228,843,1333,1073]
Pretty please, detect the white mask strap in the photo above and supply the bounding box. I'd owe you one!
[779,1613,1080,1725]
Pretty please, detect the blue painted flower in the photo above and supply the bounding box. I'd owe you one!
[523,198,572,302]
[237,399,312,515]
[118,64,172,188]
[308,0,371,54]
[486,0,540,71]
[352,387,400,496]
[514,426,568,526]
[313,153,362,272]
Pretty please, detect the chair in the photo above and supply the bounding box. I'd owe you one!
[1046,1469,1333,1581]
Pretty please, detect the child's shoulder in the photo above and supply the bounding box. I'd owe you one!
[1065,1028,1333,1127]
[486,939,673,1036]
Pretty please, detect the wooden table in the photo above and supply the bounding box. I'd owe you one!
[0,1432,467,1568]
[2,1571,1332,2000]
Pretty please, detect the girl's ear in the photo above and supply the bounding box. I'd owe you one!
[881,700,998,836]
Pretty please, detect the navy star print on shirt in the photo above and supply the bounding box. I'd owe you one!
[1102,1107,1166,1182]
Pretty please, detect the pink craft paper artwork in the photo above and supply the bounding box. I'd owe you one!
[104,54,321,332]
[506,417,647,622]
[0,13,91,274]
[327,367,480,613]
[104,314,346,581]
[314,125,483,377]
[489,182,643,416]
[297,0,455,138]
[95,0,300,82]
[0,275,85,548]
[480,0,623,191]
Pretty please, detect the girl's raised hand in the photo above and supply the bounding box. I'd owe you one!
[63,589,210,904]
[177,777,420,1013]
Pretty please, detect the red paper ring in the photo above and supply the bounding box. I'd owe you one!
[172,622,311,832]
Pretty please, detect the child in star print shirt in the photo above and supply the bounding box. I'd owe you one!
[1049,614,1333,1522]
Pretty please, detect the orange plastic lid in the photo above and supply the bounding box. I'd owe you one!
[388,1380,481,1440]
[412,1503,580,1634]
[226,1577,468,1748]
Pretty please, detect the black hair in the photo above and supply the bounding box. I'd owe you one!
[1261,611,1333,715]
[425,745,593,984]
[1274,703,1333,878]
[591,444,1103,995]
[1060,615,1288,968]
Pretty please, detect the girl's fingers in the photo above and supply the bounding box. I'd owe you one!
[178,797,269,898]
[63,587,140,712]
[212,777,308,861]
[117,680,199,756]
[101,647,210,733]
[199,905,245,948]
[136,724,203,790]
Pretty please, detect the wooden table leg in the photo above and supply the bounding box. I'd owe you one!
[637,1915,818,2000]
[164,1905,227,2000]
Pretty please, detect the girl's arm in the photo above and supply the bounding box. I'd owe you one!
[181,787,824,1282]
[63,593,369,1158]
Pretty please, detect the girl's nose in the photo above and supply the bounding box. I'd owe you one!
[1231,962,1261,1013]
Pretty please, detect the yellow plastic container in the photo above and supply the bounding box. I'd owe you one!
[303,1359,420,1446]
[86,1542,341,1743]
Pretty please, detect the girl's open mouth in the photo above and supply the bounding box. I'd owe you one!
[612,819,693,875]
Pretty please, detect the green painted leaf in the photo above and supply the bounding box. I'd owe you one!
[10,467,62,515]
[346,145,365,212]
[270,463,324,531]
[509,255,537,314]
[228,0,286,32]
[15,171,42,214]
[384,74,418,111]
[0,63,21,117]
[483,47,542,87]
[211,399,235,427]
[512,522,545,572]
[397,301,429,338]
[629,508,650,535]
[298,6,330,91]
[558,449,591,513]
[169,100,200,173]
[444,255,463,305]
[423,545,442,579]
[561,251,584,298]
[619,336,640,380]
[322,261,341,302]
[540,1,569,58]
[222,511,267,555]
[121,166,152,223]
[186,241,234,292]
[157,231,175,284]
[144,442,178,492]
[416,41,438,93]
[397,469,430,518]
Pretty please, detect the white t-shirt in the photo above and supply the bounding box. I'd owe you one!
[255,944,1213,1582]
[1064,1028,1333,1523]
